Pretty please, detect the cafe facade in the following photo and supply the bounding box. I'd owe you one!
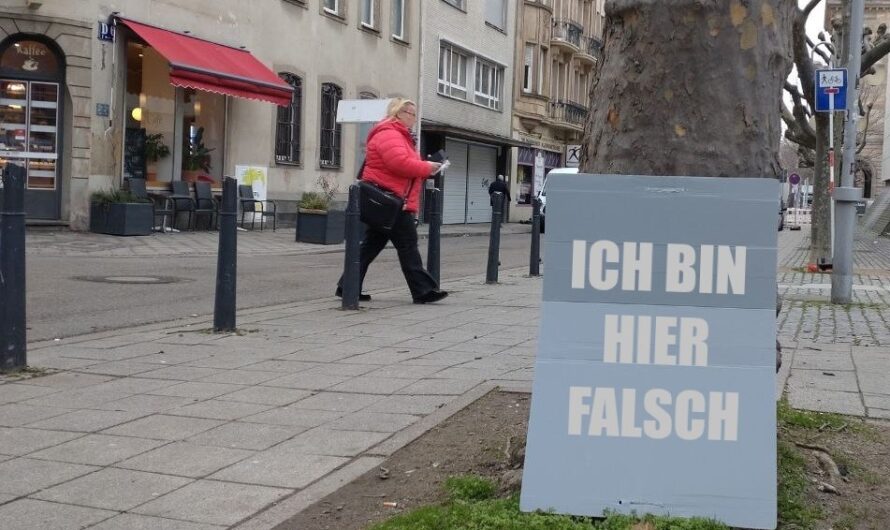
[0,0,420,229]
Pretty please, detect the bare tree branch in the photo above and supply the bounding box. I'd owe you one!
[861,39,890,76]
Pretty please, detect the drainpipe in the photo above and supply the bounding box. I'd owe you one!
[415,0,424,155]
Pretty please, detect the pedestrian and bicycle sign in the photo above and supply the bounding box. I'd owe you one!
[815,68,847,112]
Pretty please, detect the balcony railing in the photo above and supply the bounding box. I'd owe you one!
[552,20,582,49]
[550,99,588,128]
[581,35,603,58]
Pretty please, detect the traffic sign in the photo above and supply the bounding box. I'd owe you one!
[789,173,800,185]
[815,68,847,112]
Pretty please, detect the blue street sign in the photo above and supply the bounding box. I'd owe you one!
[815,68,847,112]
[521,174,779,529]
[98,22,115,42]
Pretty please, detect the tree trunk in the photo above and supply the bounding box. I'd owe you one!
[580,0,795,178]
[810,113,832,263]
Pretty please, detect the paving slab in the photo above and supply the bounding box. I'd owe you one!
[787,388,866,416]
[196,369,282,385]
[32,467,192,511]
[77,360,167,377]
[280,427,391,457]
[0,498,115,530]
[217,386,311,406]
[259,372,351,390]
[28,433,167,466]
[364,394,455,415]
[95,394,201,414]
[287,391,383,412]
[101,415,224,441]
[147,382,244,400]
[0,383,60,404]
[327,376,417,394]
[396,378,482,395]
[240,406,344,428]
[786,369,860,393]
[90,513,225,530]
[326,412,421,433]
[0,403,72,427]
[116,442,254,478]
[791,351,855,371]
[0,457,98,496]
[0,427,83,457]
[209,450,349,489]
[168,399,273,421]
[186,422,307,451]
[132,479,290,526]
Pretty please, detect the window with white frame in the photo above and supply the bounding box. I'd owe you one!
[438,43,468,99]
[323,0,339,15]
[474,59,502,110]
[485,0,506,30]
[361,0,375,27]
[522,44,534,93]
[392,0,406,40]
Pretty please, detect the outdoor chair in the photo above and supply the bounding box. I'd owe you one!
[193,181,219,230]
[239,184,278,231]
[127,177,174,232]
[171,181,197,230]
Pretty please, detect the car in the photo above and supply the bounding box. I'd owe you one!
[536,167,578,233]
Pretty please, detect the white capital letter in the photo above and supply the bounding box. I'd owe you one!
[665,244,696,293]
[588,387,620,437]
[678,317,709,366]
[716,246,746,295]
[621,388,642,438]
[622,242,653,291]
[589,241,619,290]
[572,240,587,289]
[653,317,678,365]
[604,315,635,364]
[568,386,592,435]
[675,390,706,441]
[643,389,672,439]
[708,392,739,441]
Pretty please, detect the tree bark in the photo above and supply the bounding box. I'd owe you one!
[811,113,832,262]
[580,0,795,178]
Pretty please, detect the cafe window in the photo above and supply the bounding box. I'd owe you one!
[319,82,342,168]
[123,40,225,185]
[275,73,302,165]
[0,39,62,191]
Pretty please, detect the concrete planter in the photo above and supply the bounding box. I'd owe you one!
[295,208,345,244]
[89,202,153,236]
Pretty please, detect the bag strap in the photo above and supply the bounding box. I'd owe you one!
[356,159,366,181]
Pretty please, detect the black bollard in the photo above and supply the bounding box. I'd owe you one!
[486,191,504,284]
[529,197,541,276]
[213,177,237,332]
[341,185,361,310]
[426,188,442,285]
[0,163,27,371]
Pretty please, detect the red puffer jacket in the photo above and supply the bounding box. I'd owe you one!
[361,118,433,213]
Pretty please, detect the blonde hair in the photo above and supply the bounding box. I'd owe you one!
[386,98,417,119]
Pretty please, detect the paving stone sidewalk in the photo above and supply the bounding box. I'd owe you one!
[777,227,890,419]
[0,228,887,529]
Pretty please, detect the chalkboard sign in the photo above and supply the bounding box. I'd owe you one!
[124,127,147,181]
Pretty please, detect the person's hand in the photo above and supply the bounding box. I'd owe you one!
[428,162,442,175]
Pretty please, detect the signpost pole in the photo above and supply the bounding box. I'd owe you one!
[833,0,866,304]
[828,91,836,259]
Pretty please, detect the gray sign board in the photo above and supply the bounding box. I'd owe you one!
[521,174,778,529]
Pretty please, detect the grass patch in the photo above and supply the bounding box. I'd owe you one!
[372,480,729,530]
[777,439,821,528]
[778,399,857,432]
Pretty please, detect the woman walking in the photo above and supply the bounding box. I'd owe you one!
[336,98,448,304]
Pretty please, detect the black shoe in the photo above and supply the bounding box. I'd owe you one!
[335,287,371,302]
[413,290,449,304]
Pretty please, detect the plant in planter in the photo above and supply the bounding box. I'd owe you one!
[182,126,214,182]
[296,175,345,244]
[144,133,170,182]
[89,189,154,236]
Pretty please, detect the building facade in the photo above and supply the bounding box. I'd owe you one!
[0,0,420,229]
[508,0,604,222]
[825,0,889,199]
[419,0,517,224]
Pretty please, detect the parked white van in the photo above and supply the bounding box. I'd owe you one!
[536,167,578,233]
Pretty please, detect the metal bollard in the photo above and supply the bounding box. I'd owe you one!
[426,188,442,285]
[530,197,541,276]
[0,163,27,371]
[213,177,237,332]
[341,185,362,310]
[486,192,504,284]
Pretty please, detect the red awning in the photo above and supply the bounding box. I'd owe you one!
[118,18,293,106]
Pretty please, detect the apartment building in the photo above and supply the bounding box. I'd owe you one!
[419,0,517,224]
[0,0,419,228]
[510,0,604,222]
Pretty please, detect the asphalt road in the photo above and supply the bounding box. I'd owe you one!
[26,233,536,342]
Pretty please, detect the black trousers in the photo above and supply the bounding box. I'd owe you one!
[339,210,438,300]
